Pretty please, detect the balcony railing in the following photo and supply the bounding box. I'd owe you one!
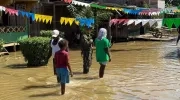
[0,26,26,33]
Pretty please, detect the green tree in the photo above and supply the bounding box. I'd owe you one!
[165,0,180,6]
[67,5,113,74]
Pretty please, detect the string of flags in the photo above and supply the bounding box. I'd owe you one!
[110,19,163,28]
[163,18,180,29]
[0,6,94,27]
[60,17,94,27]
[64,0,180,16]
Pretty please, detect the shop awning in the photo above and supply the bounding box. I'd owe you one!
[0,0,38,10]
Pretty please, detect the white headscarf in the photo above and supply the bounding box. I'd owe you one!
[97,28,107,40]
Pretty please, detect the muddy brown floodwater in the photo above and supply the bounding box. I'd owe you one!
[1,41,180,100]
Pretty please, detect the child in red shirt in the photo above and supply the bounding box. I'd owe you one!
[55,39,73,95]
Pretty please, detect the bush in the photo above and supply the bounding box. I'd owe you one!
[18,37,51,66]
[0,39,4,51]
[40,30,52,38]
[40,30,65,38]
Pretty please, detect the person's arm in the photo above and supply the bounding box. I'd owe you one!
[48,40,52,59]
[66,53,73,77]
[104,39,111,62]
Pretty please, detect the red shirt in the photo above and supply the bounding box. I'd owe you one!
[55,50,69,68]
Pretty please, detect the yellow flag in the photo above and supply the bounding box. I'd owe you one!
[118,8,123,11]
[38,15,43,22]
[74,20,79,25]
[35,14,40,22]
[49,17,52,24]
[64,18,69,25]
[106,7,122,11]
[45,16,52,24]
[42,15,46,23]
[60,17,65,24]
[67,18,75,26]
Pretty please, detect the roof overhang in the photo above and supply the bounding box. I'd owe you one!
[15,0,38,10]
[0,0,38,10]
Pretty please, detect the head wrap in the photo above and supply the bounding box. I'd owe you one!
[97,28,107,40]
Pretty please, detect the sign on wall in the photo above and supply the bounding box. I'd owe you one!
[158,0,165,9]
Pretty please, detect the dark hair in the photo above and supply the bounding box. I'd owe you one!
[58,39,68,49]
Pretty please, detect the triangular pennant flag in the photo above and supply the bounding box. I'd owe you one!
[67,18,75,26]
[64,18,69,25]
[42,15,46,23]
[35,14,40,22]
[18,11,26,17]
[112,19,119,25]
[118,19,125,24]
[46,16,52,24]
[74,20,79,25]
[164,18,174,29]
[60,17,65,24]
[142,19,149,26]
[149,19,157,27]
[127,20,135,25]
[5,8,18,16]
[0,6,5,11]
[135,19,142,25]
[173,18,180,28]
[64,0,72,3]
[123,19,129,25]
[156,20,162,28]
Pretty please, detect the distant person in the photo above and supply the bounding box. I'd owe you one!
[95,28,111,78]
[54,39,73,95]
[76,33,80,44]
[140,23,145,35]
[176,26,180,45]
[49,30,63,83]
[80,27,93,74]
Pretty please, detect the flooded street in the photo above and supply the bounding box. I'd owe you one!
[1,41,180,100]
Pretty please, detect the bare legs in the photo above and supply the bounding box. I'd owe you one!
[61,83,65,95]
[177,35,180,45]
[99,64,106,78]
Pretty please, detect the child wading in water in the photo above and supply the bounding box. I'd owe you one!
[54,39,73,95]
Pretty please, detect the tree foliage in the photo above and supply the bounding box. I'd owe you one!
[67,4,113,26]
[165,0,180,6]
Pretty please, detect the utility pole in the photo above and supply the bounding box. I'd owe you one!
[149,0,151,7]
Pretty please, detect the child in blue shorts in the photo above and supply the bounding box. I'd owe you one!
[54,39,73,95]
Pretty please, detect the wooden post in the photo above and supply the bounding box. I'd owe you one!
[53,3,56,29]
[108,17,112,42]
[115,14,118,42]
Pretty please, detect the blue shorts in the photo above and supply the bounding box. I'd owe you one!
[56,68,69,84]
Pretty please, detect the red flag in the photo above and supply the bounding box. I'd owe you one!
[64,0,72,3]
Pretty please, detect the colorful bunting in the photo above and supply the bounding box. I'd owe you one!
[90,4,106,9]
[156,20,163,28]
[72,0,90,7]
[110,19,163,28]
[76,18,94,27]
[135,20,142,25]
[163,18,180,29]
[35,14,52,24]
[149,19,157,27]
[60,17,79,26]
[127,20,135,25]
[64,0,72,3]
[106,7,122,11]
[123,9,143,15]
[18,11,35,21]
[0,6,5,11]
[5,8,18,16]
